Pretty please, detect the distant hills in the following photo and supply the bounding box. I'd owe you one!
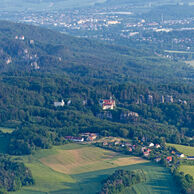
[0,20,193,83]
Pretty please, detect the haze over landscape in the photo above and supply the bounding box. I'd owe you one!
[0,0,193,194]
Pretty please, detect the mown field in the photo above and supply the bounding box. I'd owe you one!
[12,143,179,194]
[167,143,194,156]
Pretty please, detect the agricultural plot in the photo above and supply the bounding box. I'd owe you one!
[40,145,147,174]
[14,144,179,194]
[13,144,178,194]
[167,143,194,156]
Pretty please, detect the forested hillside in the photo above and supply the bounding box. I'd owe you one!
[0,154,34,192]
[0,20,193,155]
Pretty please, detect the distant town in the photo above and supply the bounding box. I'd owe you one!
[1,3,193,61]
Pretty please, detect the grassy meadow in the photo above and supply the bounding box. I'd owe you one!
[167,143,194,179]
[167,143,194,156]
[180,165,194,178]
[12,143,179,194]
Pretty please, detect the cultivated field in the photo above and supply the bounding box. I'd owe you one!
[40,145,147,174]
[167,143,194,156]
[14,144,179,194]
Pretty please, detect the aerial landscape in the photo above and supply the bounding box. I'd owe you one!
[0,0,193,194]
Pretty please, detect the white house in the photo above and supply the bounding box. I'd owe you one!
[54,100,65,107]
[149,143,154,147]
[177,153,185,158]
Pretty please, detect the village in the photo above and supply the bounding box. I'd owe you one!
[64,131,194,170]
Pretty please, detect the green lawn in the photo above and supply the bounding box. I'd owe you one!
[180,165,194,178]
[13,144,179,194]
[167,143,194,156]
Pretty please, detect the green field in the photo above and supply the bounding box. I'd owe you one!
[167,143,194,156]
[167,143,194,178]
[12,144,179,194]
[180,165,194,178]
[0,127,15,133]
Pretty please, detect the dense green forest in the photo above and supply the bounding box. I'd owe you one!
[0,154,34,193]
[99,169,146,194]
[0,20,193,156]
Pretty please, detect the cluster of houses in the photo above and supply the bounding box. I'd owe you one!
[100,139,188,163]
[65,132,98,142]
[15,35,25,40]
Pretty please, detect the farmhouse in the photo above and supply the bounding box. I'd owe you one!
[81,132,98,141]
[143,151,150,157]
[155,144,161,148]
[65,136,84,142]
[177,153,185,158]
[54,100,65,107]
[166,156,172,162]
[149,143,154,147]
[128,147,132,152]
[99,98,116,110]
[155,158,161,162]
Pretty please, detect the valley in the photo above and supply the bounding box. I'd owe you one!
[0,1,193,193]
[13,144,178,194]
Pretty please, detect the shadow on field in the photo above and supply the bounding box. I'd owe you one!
[50,162,179,194]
